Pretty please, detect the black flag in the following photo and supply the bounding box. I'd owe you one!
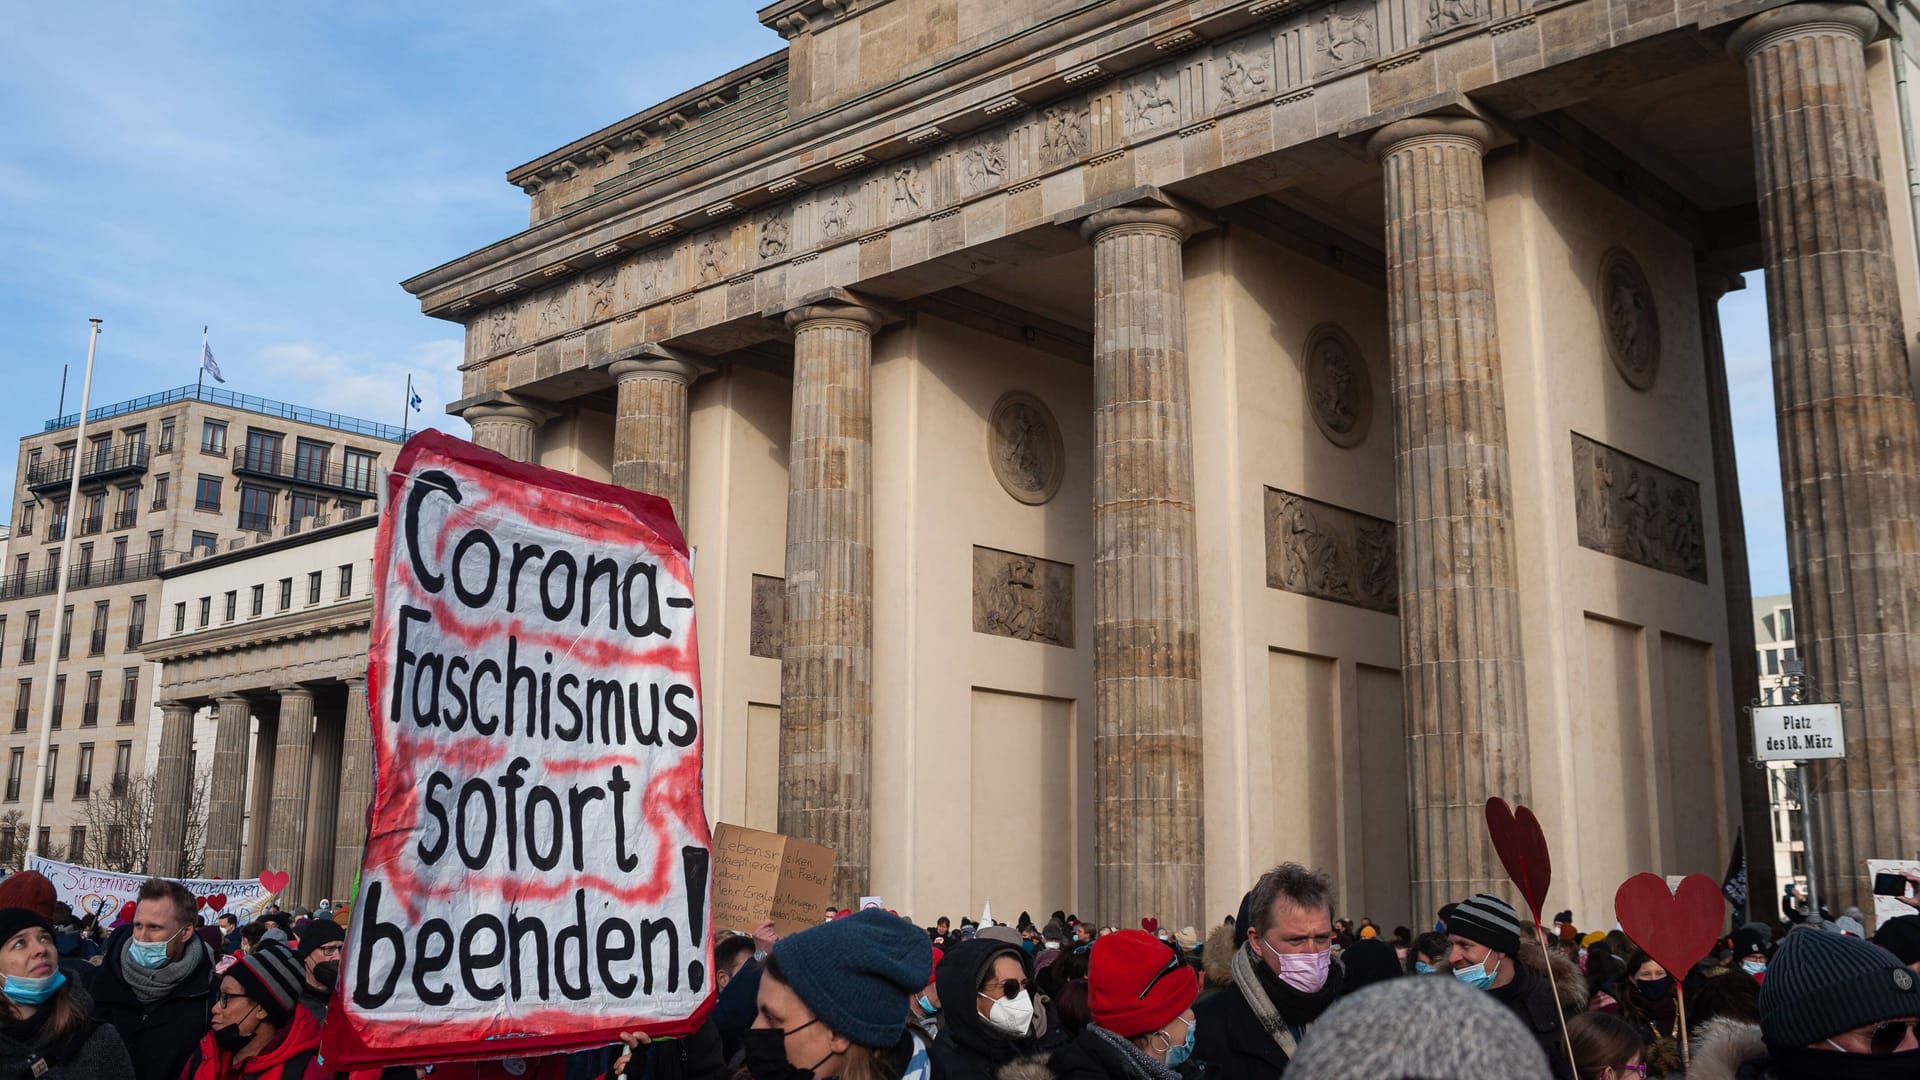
[1722,829,1748,921]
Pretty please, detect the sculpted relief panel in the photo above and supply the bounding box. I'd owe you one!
[1303,323,1373,448]
[988,392,1065,505]
[750,574,784,659]
[973,547,1074,647]
[1571,433,1707,582]
[1264,488,1398,614]
[1599,248,1660,390]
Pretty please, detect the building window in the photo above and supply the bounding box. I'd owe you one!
[294,438,331,484]
[82,491,104,535]
[45,548,59,580]
[1766,649,1780,675]
[278,578,293,611]
[173,602,186,634]
[338,500,363,519]
[343,449,379,492]
[198,597,211,629]
[243,429,282,473]
[87,435,111,475]
[152,474,169,510]
[20,612,37,664]
[57,607,71,661]
[290,492,321,524]
[194,475,222,512]
[223,591,236,623]
[4,749,21,802]
[190,531,217,558]
[110,536,127,579]
[17,504,31,534]
[105,825,125,865]
[66,827,85,860]
[49,500,67,539]
[35,828,47,856]
[201,419,227,454]
[89,600,108,656]
[308,572,322,605]
[10,680,28,733]
[127,596,146,649]
[123,425,146,452]
[73,744,92,799]
[338,564,353,599]
[159,418,175,452]
[1783,646,1797,665]
[41,747,56,801]
[250,584,264,617]
[118,485,138,518]
[0,616,6,658]
[50,674,65,729]
[82,671,100,727]
[146,531,163,561]
[118,668,138,726]
[1779,608,1793,641]
[239,485,275,534]
[74,543,93,584]
[111,741,131,795]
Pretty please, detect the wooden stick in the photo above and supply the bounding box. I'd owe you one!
[1678,989,1691,1069]
[1538,927,1579,1079]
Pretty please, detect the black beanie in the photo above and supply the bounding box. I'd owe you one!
[294,916,344,961]
[1874,915,1920,967]
[1731,926,1771,960]
[0,908,51,949]
[1448,894,1521,956]
[1759,927,1920,1048]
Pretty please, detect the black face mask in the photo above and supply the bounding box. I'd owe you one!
[1632,977,1671,1001]
[1773,1045,1920,1080]
[744,1022,834,1080]
[212,1020,254,1054]
[312,961,340,991]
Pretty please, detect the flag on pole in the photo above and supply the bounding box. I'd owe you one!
[200,336,225,384]
[1721,829,1747,917]
[410,389,423,413]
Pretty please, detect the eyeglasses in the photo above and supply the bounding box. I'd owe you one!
[1868,1020,1918,1056]
[1138,944,1184,1000]
[979,979,1031,1001]
[214,991,252,1008]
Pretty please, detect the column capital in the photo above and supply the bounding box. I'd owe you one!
[215,694,249,707]
[273,685,315,700]
[1727,2,1879,59]
[1079,205,1195,246]
[1367,115,1497,160]
[1696,267,1747,302]
[604,343,706,387]
[450,391,555,427]
[778,288,894,334]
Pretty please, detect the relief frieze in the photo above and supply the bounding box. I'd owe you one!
[750,574,784,659]
[1264,488,1398,614]
[972,547,1074,647]
[1571,434,1707,582]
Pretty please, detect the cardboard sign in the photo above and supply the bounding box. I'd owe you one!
[324,431,713,1068]
[1751,703,1846,761]
[24,855,278,924]
[709,824,836,938]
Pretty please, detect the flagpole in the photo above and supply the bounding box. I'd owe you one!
[197,326,207,398]
[402,373,413,439]
[27,319,101,865]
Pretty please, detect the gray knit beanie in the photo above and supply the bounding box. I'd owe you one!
[1759,925,1920,1048]
[1289,977,1549,1079]
[771,909,932,1048]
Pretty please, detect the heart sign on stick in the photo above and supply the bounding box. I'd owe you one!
[1485,797,1552,925]
[1615,873,1725,978]
[258,870,289,896]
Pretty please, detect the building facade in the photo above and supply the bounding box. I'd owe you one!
[403,0,1920,926]
[0,385,401,868]
[1752,592,1805,917]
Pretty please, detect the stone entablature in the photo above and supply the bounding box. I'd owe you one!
[140,601,371,703]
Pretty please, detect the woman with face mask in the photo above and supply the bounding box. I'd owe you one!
[179,942,321,1080]
[1041,930,1199,1080]
[1609,951,1683,1077]
[928,938,1048,1080]
[745,909,933,1080]
[0,908,132,1079]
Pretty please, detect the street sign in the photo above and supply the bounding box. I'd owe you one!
[1752,702,1846,761]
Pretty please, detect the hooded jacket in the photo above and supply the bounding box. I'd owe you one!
[1191,943,1342,1080]
[930,940,1050,1080]
[1487,960,1573,1080]
[178,1004,321,1080]
[85,923,217,1080]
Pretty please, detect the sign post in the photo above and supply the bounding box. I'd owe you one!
[1750,670,1846,924]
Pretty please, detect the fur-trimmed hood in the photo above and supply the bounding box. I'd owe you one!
[1517,938,1591,1014]
[1203,923,1238,988]
[997,1057,1056,1080]
[1685,1017,1768,1080]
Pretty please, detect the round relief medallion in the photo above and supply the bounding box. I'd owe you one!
[1600,247,1660,390]
[988,391,1064,505]
[1302,323,1372,449]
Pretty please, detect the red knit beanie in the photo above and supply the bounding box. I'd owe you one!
[0,873,57,921]
[1089,929,1198,1037]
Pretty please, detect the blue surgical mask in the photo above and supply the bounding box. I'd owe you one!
[1415,961,1436,975]
[918,994,939,1016]
[126,937,172,969]
[1163,1020,1196,1067]
[1453,955,1498,991]
[3,971,64,1006]
[1741,959,1766,977]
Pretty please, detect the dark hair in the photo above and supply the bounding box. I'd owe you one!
[1584,941,1623,997]
[1051,947,1091,1035]
[240,920,269,947]
[136,878,195,930]
[1410,931,1449,970]
[1688,971,1761,1029]
[715,935,756,976]
[1567,1012,1641,1079]
[1246,863,1335,937]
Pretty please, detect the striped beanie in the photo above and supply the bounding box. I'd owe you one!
[1759,926,1920,1048]
[229,941,306,1025]
[1447,894,1521,956]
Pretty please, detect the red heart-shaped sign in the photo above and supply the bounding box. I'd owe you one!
[206,894,228,913]
[1485,797,1552,925]
[195,896,209,910]
[1141,917,1159,934]
[258,870,290,896]
[1615,873,1725,978]
[116,901,136,926]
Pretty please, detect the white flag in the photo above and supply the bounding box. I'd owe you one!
[201,340,225,384]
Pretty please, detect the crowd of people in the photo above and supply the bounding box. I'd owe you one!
[0,862,1911,1079]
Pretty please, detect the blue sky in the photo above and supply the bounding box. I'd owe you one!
[0,4,1793,595]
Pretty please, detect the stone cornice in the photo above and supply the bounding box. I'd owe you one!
[757,0,876,38]
[139,599,372,665]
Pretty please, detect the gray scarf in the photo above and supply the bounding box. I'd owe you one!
[1229,941,1300,1059]
[1085,1024,1180,1080]
[116,935,208,1006]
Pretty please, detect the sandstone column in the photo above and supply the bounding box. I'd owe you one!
[1368,117,1531,920]
[780,298,882,901]
[266,687,314,902]
[1080,205,1206,928]
[1731,3,1920,911]
[332,676,373,901]
[242,715,276,875]
[463,403,544,463]
[304,708,343,903]
[609,346,703,523]
[147,702,197,877]
[203,695,252,879]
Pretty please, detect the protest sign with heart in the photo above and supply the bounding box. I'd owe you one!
[1484,797,1551,925]
[1615,872,1725,978]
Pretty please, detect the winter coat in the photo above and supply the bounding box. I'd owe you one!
[1487,960,1573,1080]
[600,1018,727,1080]
[929,940,1050,1080]
[1686,1018,1770,1080]
[1190,949,1342,1080]
[1043,1027,1196,1080]
[86,924,217,1080]
[0,986,135,1080]
[179,1006,321,1080]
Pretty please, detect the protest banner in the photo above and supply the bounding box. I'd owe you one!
[324,430,712,1068]
[709,823,836,938]
[24,854,280,924]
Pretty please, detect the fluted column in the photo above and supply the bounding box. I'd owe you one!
[463,404,543,463]
[609,349,703,522]
[1730,3,1920,912]
[1368,117,1531,920]
[266,687,313,902]
[304,709,343,903]
[203,695,252,879]
[332,677,372,901]
[1080,206,1205,928]
[242,715,276,875]
[779,299,882,901]
[147,702,196,877]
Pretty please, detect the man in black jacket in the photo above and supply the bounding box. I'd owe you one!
[84,877,217,1080]
[1443,893,1572,1080]
[1193,863,1344,1079]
